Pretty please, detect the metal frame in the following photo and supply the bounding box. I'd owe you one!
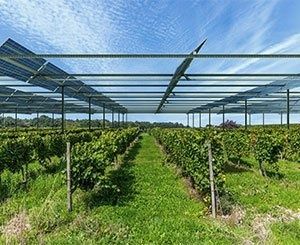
[0,38,300,129]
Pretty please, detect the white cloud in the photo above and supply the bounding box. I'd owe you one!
[0,0,299,123]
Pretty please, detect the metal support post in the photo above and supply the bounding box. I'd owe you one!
[199,112,201,128]
[245,99,248,130]
[222,105,225,130]
[287,89,290,129]
[102,103,106,129]
[37,112,39,129]
[192,113,195,128]
[112,109,114,128]
[249,113,251,126]
[88,97,91,131]
[15,108,18,131]
[52,113,55,128]
[61,85,65,133]
[187,113,189,127]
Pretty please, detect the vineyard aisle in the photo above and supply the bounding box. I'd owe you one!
[0,133,236,244]
[81,133,235,244]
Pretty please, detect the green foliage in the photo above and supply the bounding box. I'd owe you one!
[221,130,250,165]
[71,128,140,193]
[151,128,225,201]
[251,131,283,176]
[0,137,32,181]
[0,129,118,183]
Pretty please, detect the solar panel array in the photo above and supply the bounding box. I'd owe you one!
[0,38,126,114]
[0,38,299,116]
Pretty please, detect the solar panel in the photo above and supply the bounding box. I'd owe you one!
[189,77,300,113]
[0,86,96,113]
[0,39,127,113]
[0,38,46,71]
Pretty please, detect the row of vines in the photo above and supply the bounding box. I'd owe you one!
[0,128,140,190]
[151,127,300,210]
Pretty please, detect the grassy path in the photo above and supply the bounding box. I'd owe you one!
[70,133,234,244]
[1,133,299,244]
[1,133,235,244]
[47,134,232,244]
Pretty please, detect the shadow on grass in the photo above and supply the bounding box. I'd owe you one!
[0,181,10,203]
[84,135,142,208]
[222,160,252,174]
[265,170,285,179]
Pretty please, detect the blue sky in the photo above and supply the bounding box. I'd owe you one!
[0,0,300,125]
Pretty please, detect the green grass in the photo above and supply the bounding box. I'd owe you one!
[225,160,300,213]
[224,159,300,244]
[0,134,236,244]
[271,220,300,244]
[0,133,299,244]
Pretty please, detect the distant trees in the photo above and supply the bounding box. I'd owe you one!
[219,120,240,129]
[0,115,184,129]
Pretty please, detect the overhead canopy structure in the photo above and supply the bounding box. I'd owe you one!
[0,38,126,114]
[0,37,300,129]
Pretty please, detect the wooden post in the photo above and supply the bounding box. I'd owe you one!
[66,142,72,212]
[208,141,216,218]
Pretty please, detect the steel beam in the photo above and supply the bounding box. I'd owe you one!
[1,53,300,59]
[156,40,207,113]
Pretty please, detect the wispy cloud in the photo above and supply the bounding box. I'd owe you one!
[0,0,300,123]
